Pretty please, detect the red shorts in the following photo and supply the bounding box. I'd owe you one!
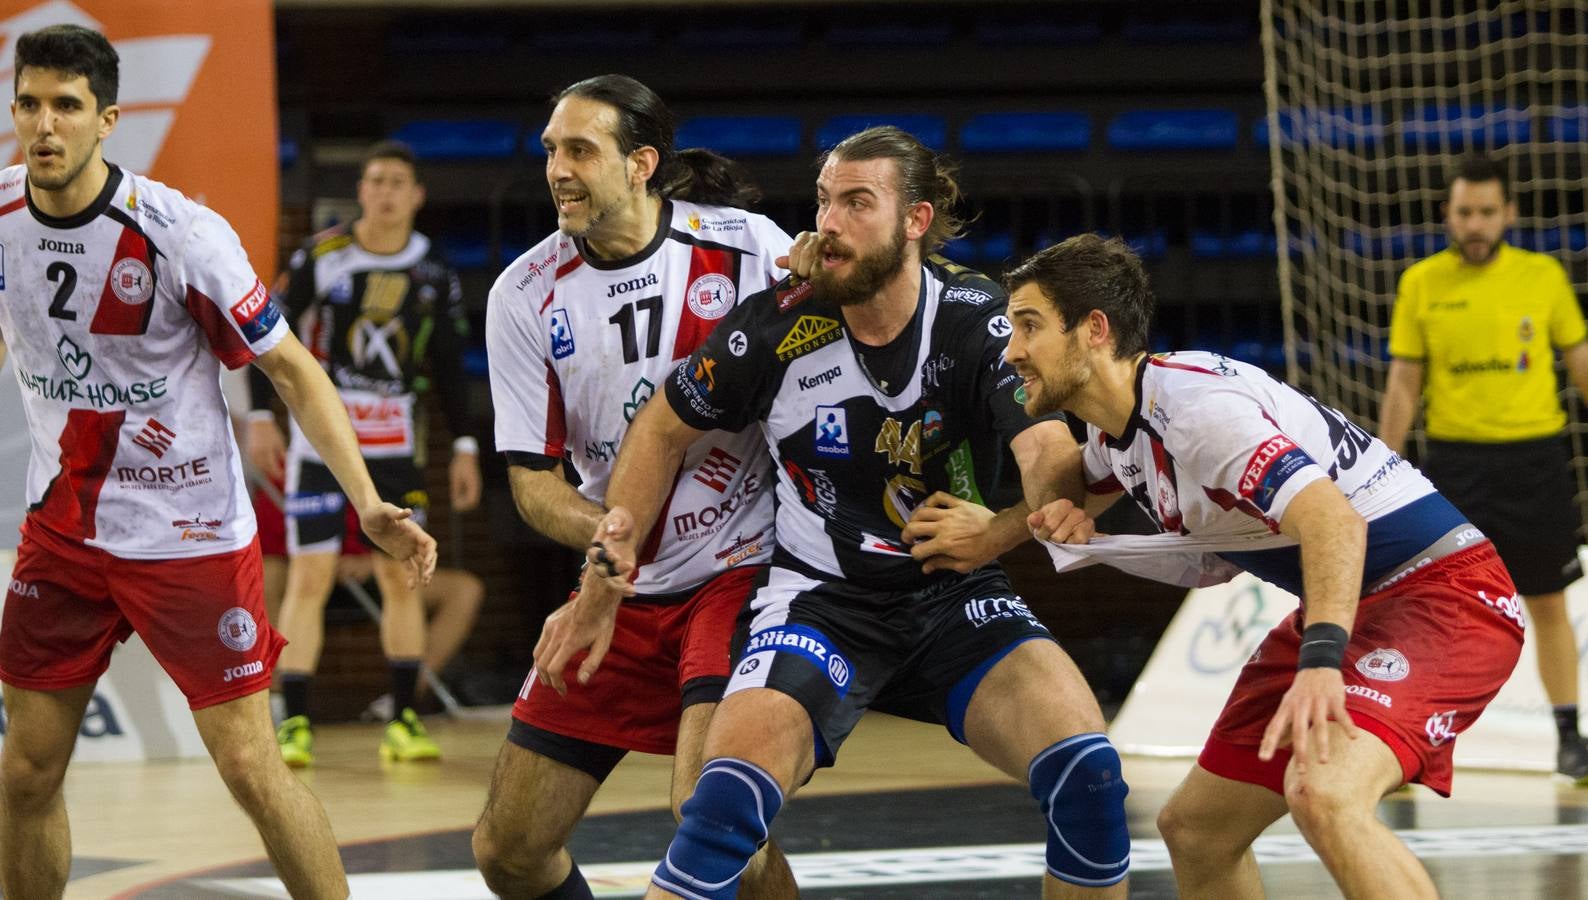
[0,521,286,710]
[1200,542,1523,797]
[512,565,760,756]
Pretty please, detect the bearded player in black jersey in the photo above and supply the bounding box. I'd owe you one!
[538,127,1130,899]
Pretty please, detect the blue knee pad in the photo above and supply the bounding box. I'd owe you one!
[652,758,784,900]
[1028,732,1130,887]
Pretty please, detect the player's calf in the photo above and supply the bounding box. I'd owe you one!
[1029,732,1130,887]
[652,757,783,899]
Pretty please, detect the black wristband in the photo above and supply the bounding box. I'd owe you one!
[1297,622,1349,670]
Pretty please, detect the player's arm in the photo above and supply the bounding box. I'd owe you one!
[429,266,481,511]
[1258,477,1366,767]
[246,261,315,480]
[506,461,606,550]
[1561,341,1588,401]
[253,333,436,584]
[532,396,705,693]
[1378,358,1425,456]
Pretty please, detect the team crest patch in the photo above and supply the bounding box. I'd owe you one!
[217,607,259,652]
[1355,648,1410,682]
[687,273,735,320]
[111,258,154,304]
[776,315,840,361]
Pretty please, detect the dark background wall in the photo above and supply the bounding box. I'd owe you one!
[276,0,1269,718]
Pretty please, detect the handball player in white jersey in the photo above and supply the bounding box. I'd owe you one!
[0,25,434,900]
[471,75,795,900]
[1005,234,1522,900]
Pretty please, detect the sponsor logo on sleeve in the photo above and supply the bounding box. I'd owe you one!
[986,315,1012,338]
[692,356,718,393]
[776,315,841,360]
[728,330,748,357]
[814,405,850,458]
[687,273,735,320]
[776,280,814,312]
[228,280,280,341]
[943,286,992,305]
[1238,435,1313,512]
[548,308,576,359]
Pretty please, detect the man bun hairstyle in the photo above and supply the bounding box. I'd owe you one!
[554,74,761,208]
[15,24,119,112]
[825,125,967,252]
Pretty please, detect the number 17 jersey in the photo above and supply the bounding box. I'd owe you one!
[487,200,791,598]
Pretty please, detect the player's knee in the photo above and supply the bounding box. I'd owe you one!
[1029,732,1130,887]
[0,747,68,807]
[652,758,784,900]
[1284,771,1360,835]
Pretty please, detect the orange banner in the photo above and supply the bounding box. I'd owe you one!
[0,0,278,276]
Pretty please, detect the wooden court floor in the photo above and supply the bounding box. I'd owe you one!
[49,712,1588,899]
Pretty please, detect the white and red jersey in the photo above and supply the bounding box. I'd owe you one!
[487,200,790,598]
[1082,352,1472,595]
[0,164,286,559]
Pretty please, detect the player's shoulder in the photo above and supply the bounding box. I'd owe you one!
[489,231,578,312]
[669,201,789,253]
[1400,247,1461,283]
[0,165,23,205]
[927,254,1004,308]
[299,221,355,260]
[1146,351,1276,416]
[1503,243,1571,280]
[119,169,224,241]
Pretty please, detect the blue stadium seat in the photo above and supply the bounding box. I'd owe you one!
[390,120,519,161]
[462,345,489,378]
[523,123,549,157]
[1343,228,1447,259]
[1107,110,1238,151]
[278,138,299,170]
[1253,106,1382,150]
[1190,229,1277,259]
[1547,106,1586,142]
[674,116,803,157]
[1512,227,1588,253]
[817,115,948,151]
[960,112,1091,153]
[1399,104,1531,151]
[441,237,491,271]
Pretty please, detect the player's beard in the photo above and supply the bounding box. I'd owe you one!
[1025,330,1091,417]
[1457,234,1502,266]
[554,183,625,240]
[812,223,908,307]
[27,142,95,193]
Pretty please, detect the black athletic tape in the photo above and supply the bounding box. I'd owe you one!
[1297,622,1349,670]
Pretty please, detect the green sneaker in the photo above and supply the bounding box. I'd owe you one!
[277,715,313,768]
[380,708,441,762]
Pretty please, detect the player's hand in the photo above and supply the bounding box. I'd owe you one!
[902,492,997,574]
[449,452,482,512]
[775,231,822,282]
[585,507,639,599]
[1258,667,1359,770]
[532,589,620,695]
[246,417,287,482]
[358,502,437,588]
[1027,499,1095,544]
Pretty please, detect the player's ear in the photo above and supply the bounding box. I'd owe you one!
[629,145,659,189]
[903,200,933,243]
[96,102,118,140]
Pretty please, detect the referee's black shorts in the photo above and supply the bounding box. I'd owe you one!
[1423,435,1583,595]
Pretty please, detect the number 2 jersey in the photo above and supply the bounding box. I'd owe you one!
[0,164,286,558]
[1080,352,1475,595]
[487,200,791,598]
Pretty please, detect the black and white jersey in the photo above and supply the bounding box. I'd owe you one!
[666,257,1036,590]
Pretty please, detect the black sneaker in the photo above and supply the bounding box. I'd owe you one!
[1557,737,1588,784]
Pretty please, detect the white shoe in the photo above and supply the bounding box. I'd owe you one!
[361,692,395,722]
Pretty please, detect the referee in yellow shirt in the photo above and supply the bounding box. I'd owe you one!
[1381,153,1588,782]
